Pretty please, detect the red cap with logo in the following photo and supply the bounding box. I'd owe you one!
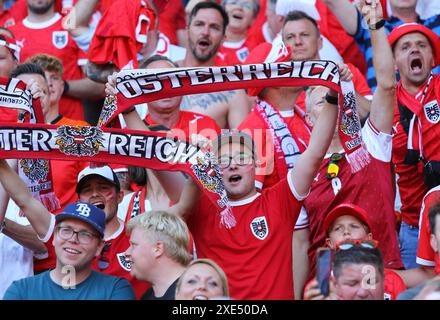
[388,22,440,67]
[323,203,371,236]
[244,37,291,96]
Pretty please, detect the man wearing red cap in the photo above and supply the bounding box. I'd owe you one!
[389,22,440,269]
[304,203,406,300]
[303,0,403,282]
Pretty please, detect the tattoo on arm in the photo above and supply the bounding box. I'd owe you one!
[86,62,118,83]
[181,90,236,111]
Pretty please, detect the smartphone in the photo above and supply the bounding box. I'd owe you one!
[316,248,332,297]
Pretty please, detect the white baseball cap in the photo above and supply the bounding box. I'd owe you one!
[76,165,120,194]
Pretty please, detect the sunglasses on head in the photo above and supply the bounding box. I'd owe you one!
[335,239,379,251]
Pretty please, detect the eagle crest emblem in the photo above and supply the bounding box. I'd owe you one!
[340,91,361,138]
[55,125,104,157]
[19,159,49,182]
[97,95,118,126]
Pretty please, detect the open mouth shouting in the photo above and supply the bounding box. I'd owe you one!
[197,38,212,51]
[409,56,423,74]
[228,174,242,185]
[91,200,105,210]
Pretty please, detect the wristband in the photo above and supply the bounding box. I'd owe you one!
[325,93,339,105]
[369,19,385,30]
[63,80,70,95]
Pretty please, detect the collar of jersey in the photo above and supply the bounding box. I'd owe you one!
[23,13,61,29]
[229,193,261,206]
[105,221,124,241]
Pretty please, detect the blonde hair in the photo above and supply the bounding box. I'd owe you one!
[26,54,63,75]
[126,211,191,266]
[176,258,229,297]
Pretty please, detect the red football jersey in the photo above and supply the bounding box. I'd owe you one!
[219,37,258,65]
[144,110,220,142]
[304,119,403,277]
[158,0,185,45]
[187,175,303,299]
[10,13,87,121]
[41,216,150,299]
[391,75,440,227]
[238,103,310,189]
[416,186,440,274]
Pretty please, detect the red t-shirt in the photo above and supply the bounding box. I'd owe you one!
[416,186,440,274]
[304,120,403,278]
[238,102,310,189]
[10,13,87,121]
[187,175,303,299]
[144,110,220,142]
[40,216,150,299]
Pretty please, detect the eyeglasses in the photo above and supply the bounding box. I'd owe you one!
[326,153,343,180]
[98,242,111,270]
[56,226,98,245]
[335,239,379,251]
[217,153,253,169]
[224,0,254,11]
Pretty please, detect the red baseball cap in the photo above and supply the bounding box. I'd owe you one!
[244,38,291,96]
[323,203,371,236]
[388,22,440,67]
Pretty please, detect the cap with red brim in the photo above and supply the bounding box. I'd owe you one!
[388,22,440,67]
[323,203,371,236]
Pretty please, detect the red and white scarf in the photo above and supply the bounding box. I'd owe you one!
[0,77,60,215]
[253,99,306,178]
[0,122,235,228]
[99,61,370,172]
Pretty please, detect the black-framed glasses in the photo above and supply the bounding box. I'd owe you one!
[217,153,253,169]
[56,226,98,245]
[98,242,111,270]
[326,153,343,180]
[335,239,379,251]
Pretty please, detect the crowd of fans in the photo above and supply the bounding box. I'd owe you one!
[1,0,440,301]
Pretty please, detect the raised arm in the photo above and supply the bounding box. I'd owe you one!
[290,89,339,197]
[321,0,359,35]
[63,0,99,38]
[361,0,396,133]
[168,178,200,219]
[0,159,52,240]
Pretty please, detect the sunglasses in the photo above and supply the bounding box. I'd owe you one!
[335,239,379,251]
[98,242,111,270]
[326,153,343,180]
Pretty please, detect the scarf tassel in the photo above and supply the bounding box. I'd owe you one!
[346,144,371,173]
[219,207,236,229]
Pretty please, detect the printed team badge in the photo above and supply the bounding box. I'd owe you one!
[117,252,132,272]
[55,125,104,157]
[424,100,440,124]
[19,159,49,182]
[191,152,224,196]
[250,216,269,240]
[52,31,68,49]
[237,47,249,63]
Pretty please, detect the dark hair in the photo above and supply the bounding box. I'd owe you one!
[139,54,178,69]
[283,10,320,36]
[128,166,148,186]
[428,202,440,235]
[189,1,229,34]
[333,246,384,280]
[10,63,46,79]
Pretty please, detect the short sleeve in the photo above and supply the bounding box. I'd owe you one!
[362,119,392,162]
[110,278,136,300]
